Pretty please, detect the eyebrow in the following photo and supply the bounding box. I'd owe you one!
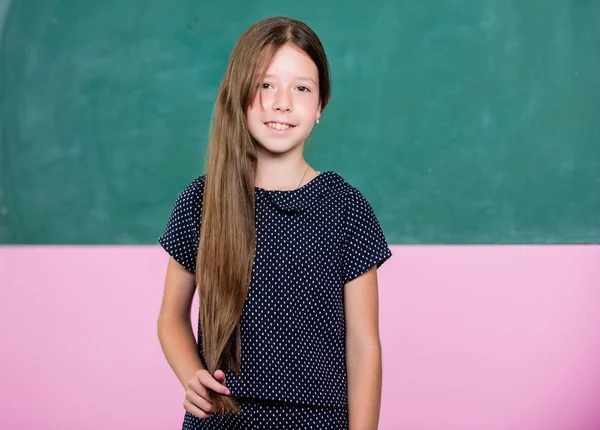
[264,74,317,85]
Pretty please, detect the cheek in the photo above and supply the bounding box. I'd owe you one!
[298,99,320,121]
[246,101,262,123]
[247,94,270,121]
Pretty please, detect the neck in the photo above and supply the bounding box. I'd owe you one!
[255,149,311,191]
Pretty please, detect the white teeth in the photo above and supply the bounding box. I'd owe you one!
[267,122,291,130]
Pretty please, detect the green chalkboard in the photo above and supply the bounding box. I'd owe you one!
[1,0,599,244]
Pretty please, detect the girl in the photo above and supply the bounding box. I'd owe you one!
[157,16,392,430]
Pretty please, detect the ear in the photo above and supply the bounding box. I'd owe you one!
[316,103,322,122]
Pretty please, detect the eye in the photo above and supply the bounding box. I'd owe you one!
[296,86,310,93]
[261,82,272,89]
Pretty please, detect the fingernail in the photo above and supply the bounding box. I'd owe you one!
[225,389,231,395]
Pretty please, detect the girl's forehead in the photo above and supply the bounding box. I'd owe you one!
[264,45,318,76]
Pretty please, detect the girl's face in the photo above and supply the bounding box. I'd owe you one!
[247,44,322,156]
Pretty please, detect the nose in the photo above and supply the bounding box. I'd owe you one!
[272,89,292,113]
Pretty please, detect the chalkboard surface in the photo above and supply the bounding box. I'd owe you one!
[1,0,599,244]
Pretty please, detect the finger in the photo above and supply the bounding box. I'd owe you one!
[186,388,217,413]
[184,398,211,419]
[198,370,230,395]
[188,376,212,400]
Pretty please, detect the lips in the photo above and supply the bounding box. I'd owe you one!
[265,121,296,131]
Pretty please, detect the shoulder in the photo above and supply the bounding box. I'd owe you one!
[172,174,205,211]
[158,175,205,273]
[324,171,384,233]
[163,174,206,230]
[178,174,205,199]
[326,171,374,210]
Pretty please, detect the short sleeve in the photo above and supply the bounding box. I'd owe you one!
[158,176,204,273]
[342,189,392,284]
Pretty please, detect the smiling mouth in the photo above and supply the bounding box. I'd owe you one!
[265,122,295,131]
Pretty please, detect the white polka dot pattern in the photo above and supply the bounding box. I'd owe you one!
[181,398,348,429]
[159,171,392,422]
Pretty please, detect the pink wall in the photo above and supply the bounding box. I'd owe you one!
[1,245,599,429]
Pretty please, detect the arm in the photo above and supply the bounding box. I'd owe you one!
[345,265,382,430]
[157,257,205,389]
[157,257,230,418]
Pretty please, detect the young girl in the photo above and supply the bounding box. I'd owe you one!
[157,16,392,430]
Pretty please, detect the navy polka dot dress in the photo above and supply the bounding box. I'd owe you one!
[159,171,392,429]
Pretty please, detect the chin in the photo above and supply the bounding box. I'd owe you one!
[253,135,307,156]
[256,141,302,156]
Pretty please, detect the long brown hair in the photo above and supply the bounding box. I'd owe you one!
[196,16,331,413]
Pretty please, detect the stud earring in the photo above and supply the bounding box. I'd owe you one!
[315,119,320,124]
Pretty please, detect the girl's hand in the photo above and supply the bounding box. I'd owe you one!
[184,369,230,419]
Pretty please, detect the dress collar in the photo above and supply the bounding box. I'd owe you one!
[256,171,346,213]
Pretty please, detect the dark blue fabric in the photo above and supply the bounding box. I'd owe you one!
[159,171,392,408]
[182,398,348,430]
